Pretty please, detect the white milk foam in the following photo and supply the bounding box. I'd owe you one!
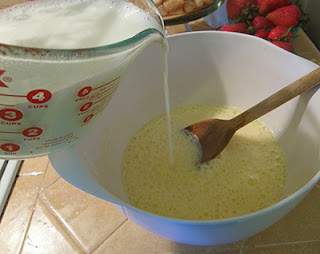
[121,104,288,220]
[0,0,166,159]
[0,0,162,49]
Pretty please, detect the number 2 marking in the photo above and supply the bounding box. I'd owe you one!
[23,127,43,137]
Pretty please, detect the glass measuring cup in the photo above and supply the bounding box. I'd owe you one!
[0,0,165,159]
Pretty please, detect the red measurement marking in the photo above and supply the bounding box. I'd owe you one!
[0,70,8,88]
[0,44,15,55]
[0,131,21,134]
[93,97,108,105]
[92,83,119,105]
[78,86,93,97]
[3,76,12,82]
[100,80,119,94]
[0,108,23,121]
[83,114,94,123]
[94,83,116,95]
[80,102,93,112]
[92,93,113,105]
[0,104,15,107]
[23,127,43,137]
[93,77,120,90]
[27,89,52,104]
[0,139,14,142]
[1,143,20,152]
[0,93,26,98]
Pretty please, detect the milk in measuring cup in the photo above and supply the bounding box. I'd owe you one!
[0,0,162,48]
[0,0,164,159]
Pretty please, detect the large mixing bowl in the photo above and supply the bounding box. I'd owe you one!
[49,31,320,246]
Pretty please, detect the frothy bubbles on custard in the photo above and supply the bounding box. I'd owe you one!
[121,104,288,220]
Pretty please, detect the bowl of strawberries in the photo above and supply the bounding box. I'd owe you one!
[210,0,309,52]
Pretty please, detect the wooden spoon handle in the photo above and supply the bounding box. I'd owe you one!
[232,67,320,129]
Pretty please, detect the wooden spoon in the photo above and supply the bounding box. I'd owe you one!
[185,67,320,163]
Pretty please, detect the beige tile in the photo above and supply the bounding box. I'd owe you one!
[19,156,49,176]
[244,241,320,254]
[246,186,320,246]
[93,220,242,254]
[40,162,60,191]
[21,199,83,254]
[41,178,127,253]
[0,175,43,254]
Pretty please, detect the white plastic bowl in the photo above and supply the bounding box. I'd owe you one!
[49,31,320,246]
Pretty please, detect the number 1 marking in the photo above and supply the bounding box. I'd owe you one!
[0,143,20,152]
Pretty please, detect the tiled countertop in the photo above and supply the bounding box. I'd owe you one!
[1,22,320,254]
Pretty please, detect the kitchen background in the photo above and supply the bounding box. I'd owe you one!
[302,0,319,49]
[0,0,320,253]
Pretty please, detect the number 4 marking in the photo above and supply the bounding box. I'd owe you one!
[32,92,45,101]
[27,89,52,104]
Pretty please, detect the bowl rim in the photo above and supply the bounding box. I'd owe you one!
[50,30,320,225]
[115,31,320,224]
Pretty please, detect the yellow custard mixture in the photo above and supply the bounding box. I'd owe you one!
[121,104,288,220]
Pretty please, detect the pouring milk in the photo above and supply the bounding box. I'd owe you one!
[0,0,169,159]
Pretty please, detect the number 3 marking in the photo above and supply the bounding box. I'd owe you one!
[0,109,23,121]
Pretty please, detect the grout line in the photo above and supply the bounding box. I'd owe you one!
[39,196,86,254]
[36,165,127,254]
[244,239,320,249]
[39,176,60,194]
[18,175,47,253]
[17,159,57,254]
[39,194,87,253]
[90,218,128,253]
[240,239,248,248]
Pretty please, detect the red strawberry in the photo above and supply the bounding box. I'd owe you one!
[271,41,294,52]
[268,25,292,41]
[252,16,274,30]
[254,29,270,38]
[219,23,249,34]
[256,0,264,6]
[259,0,291,16]
[227,0,257,20]
[257,0,264,6]
[266,5,301,27]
